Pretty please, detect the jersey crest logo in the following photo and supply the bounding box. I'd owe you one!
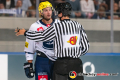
[47,24,51,27]
[37,27,44,31]
[67,36,78,45]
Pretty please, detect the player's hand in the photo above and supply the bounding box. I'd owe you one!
[15,28,26,36]
[23,62,34,78]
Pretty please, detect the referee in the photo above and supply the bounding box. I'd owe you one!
[16,2,89,80]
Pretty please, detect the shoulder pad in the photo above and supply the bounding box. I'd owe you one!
[29,23,37,31]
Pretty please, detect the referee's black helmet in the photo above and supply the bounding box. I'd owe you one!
[55,2,72,16]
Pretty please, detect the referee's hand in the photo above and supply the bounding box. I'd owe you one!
[15,28,26,36]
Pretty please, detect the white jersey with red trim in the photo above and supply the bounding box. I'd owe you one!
[24,19,60,61]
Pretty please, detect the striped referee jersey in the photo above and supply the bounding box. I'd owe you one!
[25,19,89,58]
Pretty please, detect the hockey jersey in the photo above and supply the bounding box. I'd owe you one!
[24,19,60,61]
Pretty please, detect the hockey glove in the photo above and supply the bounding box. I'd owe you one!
[23,62,34,78]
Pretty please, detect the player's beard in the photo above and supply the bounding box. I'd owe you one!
[42,15,51,21]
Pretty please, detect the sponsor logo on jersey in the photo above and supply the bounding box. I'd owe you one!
[67,36,78,45]
[25,42,29,48]
[37,27,44,31]
[42,40,53,50]
[38,75,48,80]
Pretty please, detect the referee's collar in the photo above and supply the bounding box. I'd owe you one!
[61,19,70,21]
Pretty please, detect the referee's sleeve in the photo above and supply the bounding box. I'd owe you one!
[25,25,56,42]
[80,26,90,55]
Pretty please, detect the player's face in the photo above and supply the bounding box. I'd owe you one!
[42,7,52,20]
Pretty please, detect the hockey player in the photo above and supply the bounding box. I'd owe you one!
[19,1,59,80]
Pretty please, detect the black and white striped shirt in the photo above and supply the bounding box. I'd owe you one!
[25,19,89,58]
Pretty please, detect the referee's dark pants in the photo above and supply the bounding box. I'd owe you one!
[52,57,84,80]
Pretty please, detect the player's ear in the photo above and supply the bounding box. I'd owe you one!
[40,12,43,16]
[58,13,62,17]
